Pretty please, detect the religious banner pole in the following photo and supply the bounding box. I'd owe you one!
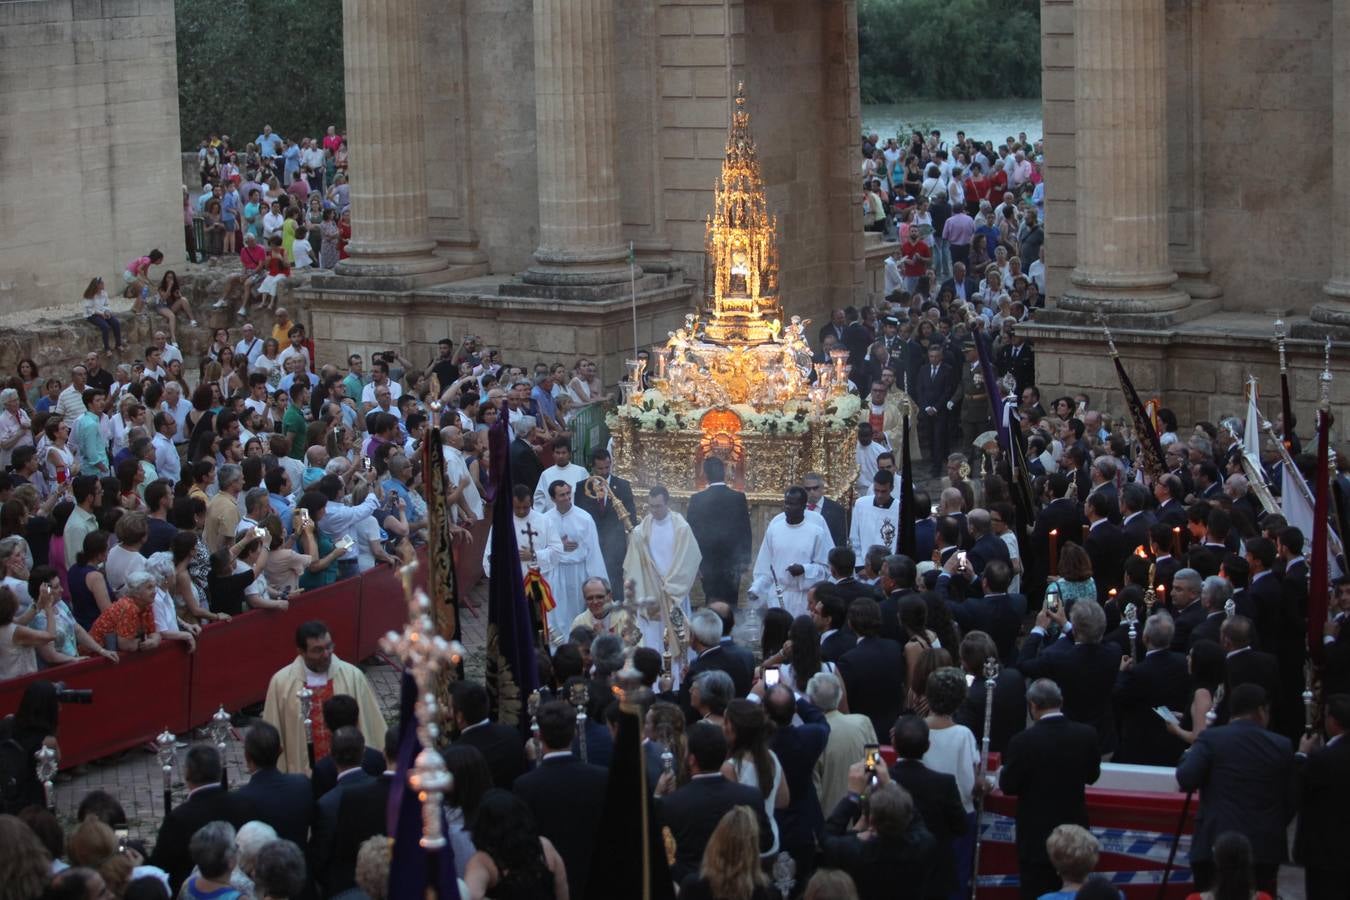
[630,242,640,363]
[1275,318,1295,450]
[970,656,999,900]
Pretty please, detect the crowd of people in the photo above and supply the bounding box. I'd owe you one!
[0,126,1344,900]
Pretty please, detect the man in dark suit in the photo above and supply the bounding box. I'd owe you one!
[679,608,754,720]
[836,598,907,741]
[818,308,847,345]
[956,560,1022,665]
[878,554,920,644]
[914,343,956,477]
[889,715,969,900]
[328,727,400,896]
[149,745,258,894]
[811,582,858,661]
[1027,473,1088,603]
[513,700,609,900]
[1192,461,1223,501]
[994,328,1035,397]
[310,694,386,800]
[803,472,847,548]
[1324,578,1350,696]
[938,261,980,304]
[966,508,1010,578]
[828,546,880,606]
[1016,597,1121,755]
[1277,527,1309,618]
[954,630,1027,753]
[1216,616,1281,725]
[572,448,636,604]
[1167,568,1207,650]
[686,456,752,602]
[1245,537,1303,738]
[765,685,831,882]
[911,489,937,565]
[1153,473,1189,527]
[310,727,375,894]
[1120,484,1157,555]
[450,680,526,788]
[706,600,758,682]
[999,678,1101,900]
[1113,611,1191,766]
[509,416,543,496]
[1189,573,1231,648]
[1084,493,1130,602]
[235,722,314,850]
[658,721,773,883]
[1176,684,1295,895]
[1294,693,1350,899]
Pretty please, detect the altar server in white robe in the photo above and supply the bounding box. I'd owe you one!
[749,487,832,617]
[849,469,900,558]
[532,435,590,512]
[542,479,607,627]
[624,485,702,677]
[483,484,562,581]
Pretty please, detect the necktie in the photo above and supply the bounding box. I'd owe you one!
[931,366,938,379]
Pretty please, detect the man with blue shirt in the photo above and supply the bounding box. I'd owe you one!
[255,125,283,167]
[74,388,109,476]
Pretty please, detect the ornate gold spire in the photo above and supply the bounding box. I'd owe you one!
[703,83,781,346]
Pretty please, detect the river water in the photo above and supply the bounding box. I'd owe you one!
[861,98,1043,146]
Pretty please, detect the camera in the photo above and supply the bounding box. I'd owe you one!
[52,682,93,704]
[764,667,780,688]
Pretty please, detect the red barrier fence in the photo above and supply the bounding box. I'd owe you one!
[0,540,487,770]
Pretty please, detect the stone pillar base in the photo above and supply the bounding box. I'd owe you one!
[335,237,450,283]
[522,246,632,287]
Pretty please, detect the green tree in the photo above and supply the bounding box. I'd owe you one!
[176,0,346,150]
[858,0,1040,103]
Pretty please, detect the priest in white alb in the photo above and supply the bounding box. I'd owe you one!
[262,620,387,774]
[849,469,900,558]
[749,487,832,617]
[624,485,702,673]
[532,435,590,512]
[542,479,607,628]
[483,484,561,581]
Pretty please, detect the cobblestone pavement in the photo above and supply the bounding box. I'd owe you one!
[49,580,490,845]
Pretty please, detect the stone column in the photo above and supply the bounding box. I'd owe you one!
[1057,0,1189,319]
[1314,0,1350,327]
[335,0,447,279]
[523,0,630,286]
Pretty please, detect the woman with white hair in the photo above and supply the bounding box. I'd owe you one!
[230,821,278,899]
[182,821,240,900]
[0,388,33,471]
[135,561,199,651]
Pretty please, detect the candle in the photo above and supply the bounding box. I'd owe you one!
[1049,529,1059,577]
[1081,524,1090,544]
[1172,526,1182,557]
[1156,584,1167,609]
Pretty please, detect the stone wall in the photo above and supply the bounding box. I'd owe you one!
[1040,0,1333,315]
[0,0,184,315]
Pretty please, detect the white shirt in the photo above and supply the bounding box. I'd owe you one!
[158,343,184,366]
[153,432,181,483]
[533,462,589,512]
[235,337,264,366]
[361,380,403,406]
[278,344,312,374]
[57,385,87,427]
[162,397,193,445]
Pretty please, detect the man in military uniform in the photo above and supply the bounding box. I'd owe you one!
[960,339,993,461]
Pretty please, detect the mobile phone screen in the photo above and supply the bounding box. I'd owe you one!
[764,667,780,687]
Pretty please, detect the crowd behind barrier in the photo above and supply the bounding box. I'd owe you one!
[0,523,489,770]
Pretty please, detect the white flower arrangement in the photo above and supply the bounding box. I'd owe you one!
[610,388,862,434]
[824,393,862,430]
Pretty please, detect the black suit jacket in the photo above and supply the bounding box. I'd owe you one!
[311,745,385,801]
[1293,735,1350,870]
[312,770,374,892]
[968,532,1010,577]
[1325,614,1350,696]
[912,518,936,568]
[149,785,258,893]
[879,588,919,644]
[1218,647,1281,724]
[572,473,636,601]
[1170,601,1207,652]
[1176,719,1295,865]
[329,773,394,895]
[816,497,848,548]
[1113,649,1191,766]
[658,775,774,883]
[1189,610,1225,649]
[998,715,1100,863]
[954,593,1022,666]
[1016,633,1121,754]
[820,627,858,663]
[1156,499,1188,528]
[456,721,526,789]
[939,276,980,303]
[835,575,881,607]
[509,437,543,495]
[822,794,936,900]
[1028,498,1087,596]
[889,759,968,898]
[235,766,314,850]
[679,644,754,721]
[1121,511,1156,555]
[686,483,753,600]
[769,698,831,850]
[837,637,908,741]
[995,343,1035,395]
[514,754,609,900]
[954,667,1027,754]
[1084,521,1129,600]
[914,362,957,415]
